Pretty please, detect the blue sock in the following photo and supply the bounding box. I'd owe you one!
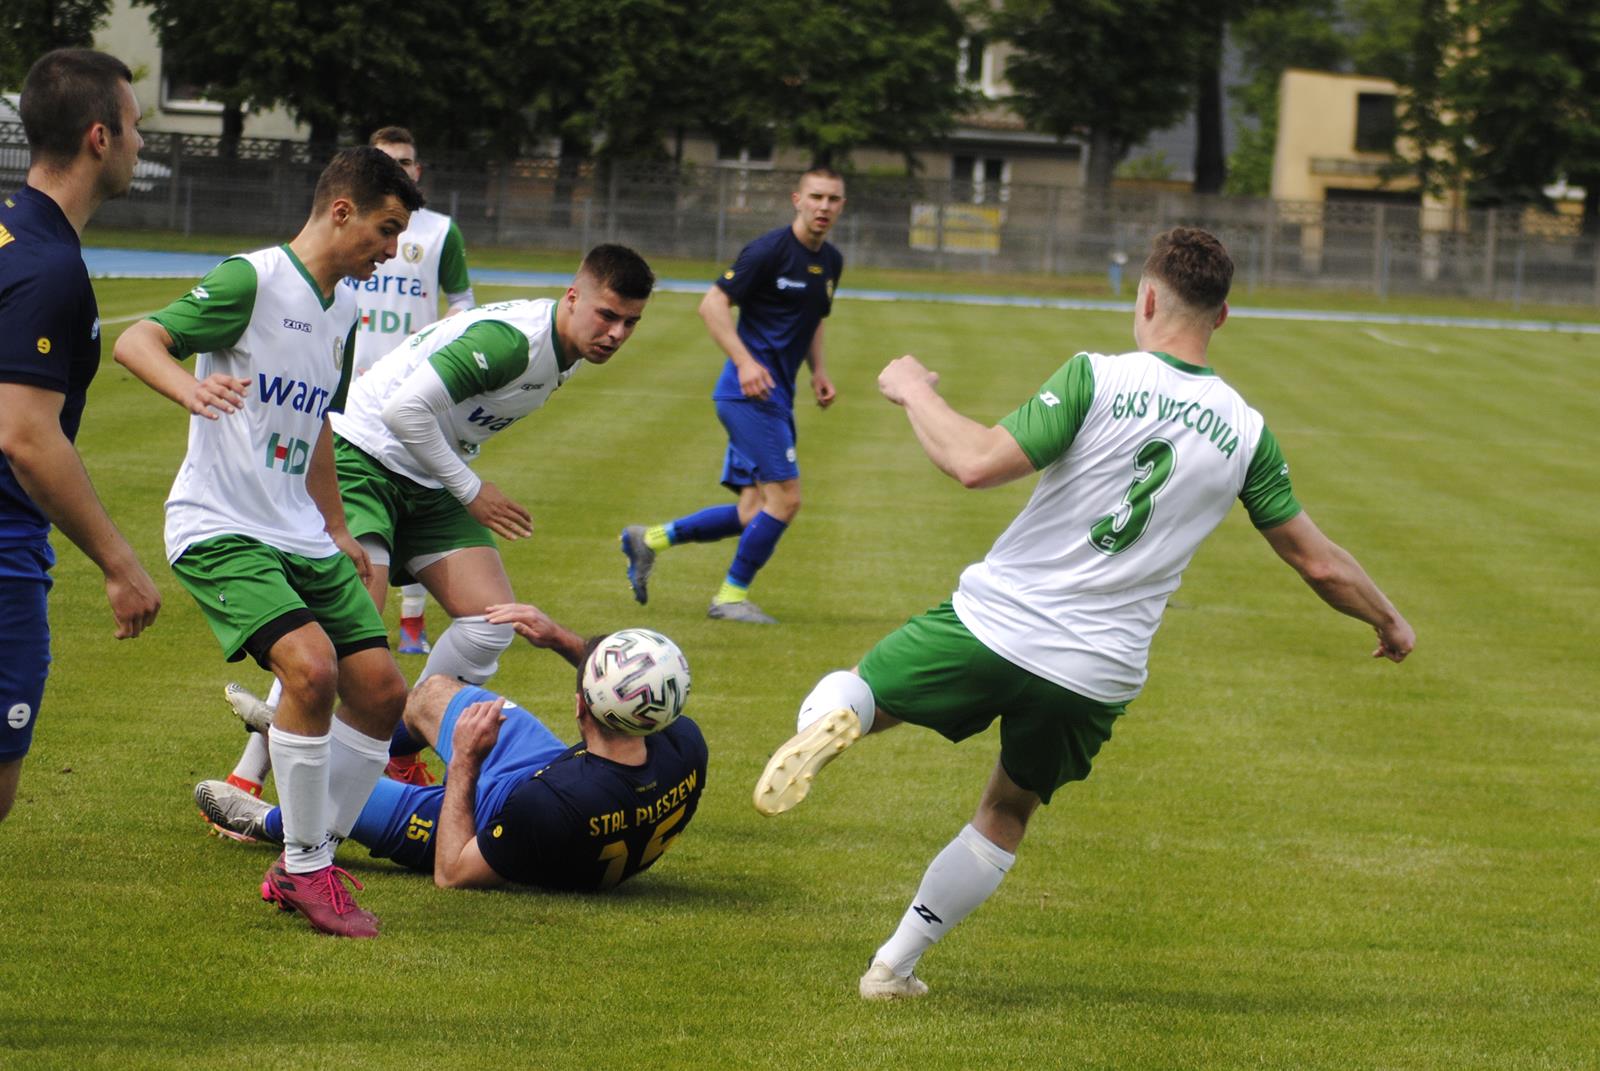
[389,720,426,758]
[265,806,284,843]
[727,511,788,588]
[668,504,744,544]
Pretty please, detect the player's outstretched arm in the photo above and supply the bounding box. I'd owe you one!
[435,698,509,889]
[0,383,161,638]
[878,355,1034,490]
[112,320,249,419]
[1260,511,1415,662]
[484,603,586,667]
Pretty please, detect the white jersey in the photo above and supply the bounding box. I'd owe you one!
[331,299,576,488]
[342,207,469,368]
[150,246,357,562]
[954,350,1299,703]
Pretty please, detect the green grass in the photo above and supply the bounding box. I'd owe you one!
[2,277,1597,1069]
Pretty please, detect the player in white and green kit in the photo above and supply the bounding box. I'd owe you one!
[353,126,475,656]
[114,147,427,938]
[217,246,654,793]
[752,228,1416,999]
[331,244,653,690]
[217,128,481,797]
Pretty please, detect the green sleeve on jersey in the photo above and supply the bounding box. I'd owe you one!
[328,322,359,414]
[146,257,257,357]
[427,320,530,402]
[999,353,1096,469]
[1240,425,1303,529]
[438,220,471,295]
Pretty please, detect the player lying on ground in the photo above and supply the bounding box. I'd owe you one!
[751,227,1415,1000]
[198,604,706,892]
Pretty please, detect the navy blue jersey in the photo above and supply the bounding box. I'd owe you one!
[711,225,842,407]
[476,717,708,891]
[384,717,710,890]
[0,186,101,570]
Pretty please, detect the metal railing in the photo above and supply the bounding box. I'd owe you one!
[6,124,1597,307]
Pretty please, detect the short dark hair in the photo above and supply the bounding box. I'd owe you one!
[1143,227,1233,311]
[575,636,605,700]
[20,49,134,163]
[798,166,844,190]
[579,244,655,301]
[311,145,426,216]
[368,126,416,149]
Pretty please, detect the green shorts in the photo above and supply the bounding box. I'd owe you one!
[858,601,1125,803]
[334,436,495,585]
[171,534,388,667]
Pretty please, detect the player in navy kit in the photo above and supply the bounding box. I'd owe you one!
[196,603,707,892]
[0,50,162,822]
[622,168,845,624]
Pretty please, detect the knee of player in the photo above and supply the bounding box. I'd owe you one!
[765,490,802,522]
[407,674,461,722]
[280,660,339,709]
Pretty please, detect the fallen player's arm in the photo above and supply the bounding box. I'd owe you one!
[484,603,586,666]
[435,698,509,889]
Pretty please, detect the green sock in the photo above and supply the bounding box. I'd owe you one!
[715,580,749,604]
[644,525,672,552]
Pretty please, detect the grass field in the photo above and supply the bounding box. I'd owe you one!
[2,274,1597,1069]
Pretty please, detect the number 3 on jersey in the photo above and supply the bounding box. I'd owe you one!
[1089,437,1176,555]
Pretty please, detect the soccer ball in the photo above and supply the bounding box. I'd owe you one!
[581,629,691,736]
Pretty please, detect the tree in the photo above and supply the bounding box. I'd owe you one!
[992,0,1201,192]
[1447,0,1600,233]
[688,0,971,168]
[1225,0,1351,196]
[0,0,112,90]
[135,0,539,157]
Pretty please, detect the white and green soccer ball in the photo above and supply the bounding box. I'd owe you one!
[581,629,690,736]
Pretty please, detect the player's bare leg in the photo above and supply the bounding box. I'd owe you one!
[0,758,22,823]
[413,546,515,686]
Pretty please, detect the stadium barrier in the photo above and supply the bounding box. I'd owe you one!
[4,122,1598,307]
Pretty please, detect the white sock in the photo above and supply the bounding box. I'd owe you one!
[419,615,514,685]
[230,732,272,785]
[325,717,392,848]
[269,728,333,874]
[265,677,284,709]
[797,670,875,734]
[874,824,1016,977]
[400,584,427,620]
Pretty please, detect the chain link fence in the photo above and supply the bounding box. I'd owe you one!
[7,124,1598,306]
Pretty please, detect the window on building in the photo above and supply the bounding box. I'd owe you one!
[715,139,774,168]
[951,154,1010,203]
[960,35,988,86]
[160,51,223,113]
[1354,93,1396,154]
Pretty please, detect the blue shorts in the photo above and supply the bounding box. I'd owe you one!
[352,685,569,866]
[0,570,52,763]
[716,397,798,490]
